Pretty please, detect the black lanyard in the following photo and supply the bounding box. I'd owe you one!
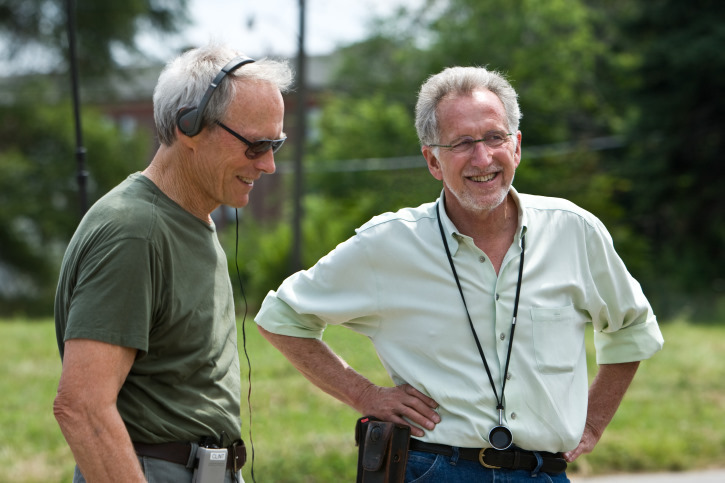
[435,201,525,420]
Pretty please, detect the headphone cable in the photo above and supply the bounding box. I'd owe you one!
[235,208,256,483]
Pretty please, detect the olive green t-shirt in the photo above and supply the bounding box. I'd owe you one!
[55,173,242,444]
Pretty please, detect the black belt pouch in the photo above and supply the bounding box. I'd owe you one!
[355,416,410,483]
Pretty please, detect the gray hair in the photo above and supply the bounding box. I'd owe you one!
[415,66,522,146]
[153,43,294,146]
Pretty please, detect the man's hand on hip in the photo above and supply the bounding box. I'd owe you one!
[359,383,440,438]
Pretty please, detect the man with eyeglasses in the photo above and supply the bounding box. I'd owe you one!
[255,66,664,482]
[54,44,291,483]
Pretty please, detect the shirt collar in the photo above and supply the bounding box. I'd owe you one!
[435,190,461,254]
[509,186,529,244]
[435,187,528,254]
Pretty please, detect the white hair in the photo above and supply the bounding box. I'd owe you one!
[153,43,293,146]
[415,66,521,146]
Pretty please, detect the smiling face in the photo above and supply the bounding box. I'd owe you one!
[191,79,285,211]
[422,88,521,222]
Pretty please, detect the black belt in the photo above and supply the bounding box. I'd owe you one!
[409,440,567,475]
[133,441,246,472]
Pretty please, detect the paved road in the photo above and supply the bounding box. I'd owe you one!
[570,469,725,482]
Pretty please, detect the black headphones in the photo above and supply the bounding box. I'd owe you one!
[176,56,256,137]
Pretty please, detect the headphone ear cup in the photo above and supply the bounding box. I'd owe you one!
[176,56,255,139]
[177,108,200,137]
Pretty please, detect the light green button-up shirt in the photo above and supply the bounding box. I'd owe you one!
[256,188,664,452]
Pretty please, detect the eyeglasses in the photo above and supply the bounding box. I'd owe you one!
[428,131,513,154]
[215,121,286,159]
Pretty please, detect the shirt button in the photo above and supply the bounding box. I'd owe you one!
[506,372,512,380]
[495,293,500,301]
[511,412,517,420]
[479,256,486,263]
[499,333,506,341]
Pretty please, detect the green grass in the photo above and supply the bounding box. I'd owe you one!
[570,320,725,477]
[1,318,723,482]
[0,321,72,482]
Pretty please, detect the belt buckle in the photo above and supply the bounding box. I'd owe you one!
[478,448,500,469]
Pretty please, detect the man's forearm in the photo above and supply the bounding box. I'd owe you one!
[256,325,374,410]
[564,360,640,461]
[256,325,441,436]
[54,398,145,482]
[586,361,640,435]
[54,339,145,481]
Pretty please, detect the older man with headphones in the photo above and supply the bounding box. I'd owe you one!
[54,44,292,483]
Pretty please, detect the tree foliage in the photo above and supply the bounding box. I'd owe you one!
[425,0,612,144]
[0,1,188,316]
[0,0,188,75]
[0,79,151,315]
[614,0,725,315]
[330,0,615,144]
[307,93,434,210]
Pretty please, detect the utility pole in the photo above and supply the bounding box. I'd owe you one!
[66,0,89,217]
[291,0,307,273]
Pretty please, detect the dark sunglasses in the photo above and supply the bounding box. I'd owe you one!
[215,121,286,159]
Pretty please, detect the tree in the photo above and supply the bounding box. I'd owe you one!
[0,1,188,315]
[615,0,725,316]
[0,79,151,315]
[300,92,439,256]
[424,0,618,145]
[0,0,189,75]
[331,32,430,109]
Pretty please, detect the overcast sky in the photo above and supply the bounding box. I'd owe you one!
[139,0,425,60]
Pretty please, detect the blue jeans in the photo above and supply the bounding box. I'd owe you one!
[405,449,570,483]
[73,457,243,483]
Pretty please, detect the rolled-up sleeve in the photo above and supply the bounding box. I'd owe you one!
[255,291,327,339]
[585,217,664,364]
[255,232,381,339]
[594,317,664,364]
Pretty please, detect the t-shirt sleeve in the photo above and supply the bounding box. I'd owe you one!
[64,238,160,354]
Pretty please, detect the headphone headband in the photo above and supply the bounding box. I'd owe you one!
[177,56,256,137]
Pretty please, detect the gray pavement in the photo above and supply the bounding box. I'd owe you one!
[570,469,725,482]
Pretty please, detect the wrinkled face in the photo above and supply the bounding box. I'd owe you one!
[422,88,521,219]
[194,79,285,210]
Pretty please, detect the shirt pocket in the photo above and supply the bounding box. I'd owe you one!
[530,305,587,374]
